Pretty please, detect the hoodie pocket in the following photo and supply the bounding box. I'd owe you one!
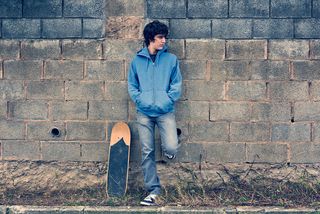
[137,90,153,110]
[155,90,174,113]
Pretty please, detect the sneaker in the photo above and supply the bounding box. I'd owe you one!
[164,153,176,160]
[140,194,158,206]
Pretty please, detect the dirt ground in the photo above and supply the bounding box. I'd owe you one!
[0,161,319,207]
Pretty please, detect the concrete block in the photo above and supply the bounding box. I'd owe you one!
[253,19,294,39]
[271,123,311,142]
[83,19,105,38]
[27,122,65,140]
[66,122,105,141]
[2,19,40,38]
[189,121,229,142]
[0,62,2,79]
[105,81,128,100]
[252,102,291,122]
[42,19,82,38]
[41,141,81,161]
[295,19,320,38]
[230,122,270,142]
[186,39,225,60]
[291,143,320,163]
[65,81,104,100]
[311,39,320,59]
[21,40,60,59]
[184,81,224,101]
[9,100,48,120]
[311,81,320,100]
[88,100,128,120]
[251,60,290,80]
[188,0,228,18]
[0,80,24,100]
[227,81,267,101]
[175,101,209,121]
[127,122,141,162]
[106,0,144,16]
[314,0,320,17]
[81,142,108,162]
[128,100,137,121]
[2,141,40,160]
[64,0,104,18]
[51,101,87,120]
[170,19,211,39]
[23,0,62,17]
[269,81,309,101]
[212,19,252,39]
[62,40,103,60]
[179,60,206,80]
[0,40,20,59]
[0,121,25,139]
[0,101,6,119]
[313,123,320,141]
[147,0,186,18]
[293,61,320,80]
[177,143,204,162]
[45,60,83,80]
[167,39,185,59]
[269,40,309,59]
[104,39,142,60]
[247,143,288,163]
[4,60,42,80]
[176,121,189,143]
[106,16,144,40]
[294,101,320,121]
[211,61,250,81]
[226,40,266,60]
[271,0,311,17]
[86,60,124,80]
[0,0,22,17]
[27,80,64,100]
[230,0,269,17]
[210,102,251,121]
[203,142,246,163]
[0,206,5,214]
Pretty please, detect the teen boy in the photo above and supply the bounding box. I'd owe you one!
[128,20,182,206]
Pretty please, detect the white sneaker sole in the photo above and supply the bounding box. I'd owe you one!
[140,201,157,206]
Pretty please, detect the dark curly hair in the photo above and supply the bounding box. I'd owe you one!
[143,20,168,47]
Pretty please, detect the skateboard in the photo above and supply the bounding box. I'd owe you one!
[106,122,131,197]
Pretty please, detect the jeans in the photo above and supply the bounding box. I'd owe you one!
[137,111,179,195]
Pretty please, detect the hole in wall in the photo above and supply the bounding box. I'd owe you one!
[50,127,61,137]
[177,128,182,136]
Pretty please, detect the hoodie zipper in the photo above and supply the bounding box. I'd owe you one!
[152,60,155,106]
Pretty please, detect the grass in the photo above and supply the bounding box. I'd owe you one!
[0,162,319,208]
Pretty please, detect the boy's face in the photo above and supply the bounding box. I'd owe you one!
[149,34,166,51]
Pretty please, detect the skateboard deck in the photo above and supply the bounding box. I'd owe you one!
[106,122,131,197]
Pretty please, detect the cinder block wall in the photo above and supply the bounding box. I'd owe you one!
[0,0,320,164]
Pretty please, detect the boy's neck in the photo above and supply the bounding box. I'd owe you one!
[148,45,157,55]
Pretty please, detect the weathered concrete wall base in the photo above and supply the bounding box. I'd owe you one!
[3,205,319,213]
[1,161,319,194]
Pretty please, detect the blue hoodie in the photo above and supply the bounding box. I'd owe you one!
[128,46,182,117]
